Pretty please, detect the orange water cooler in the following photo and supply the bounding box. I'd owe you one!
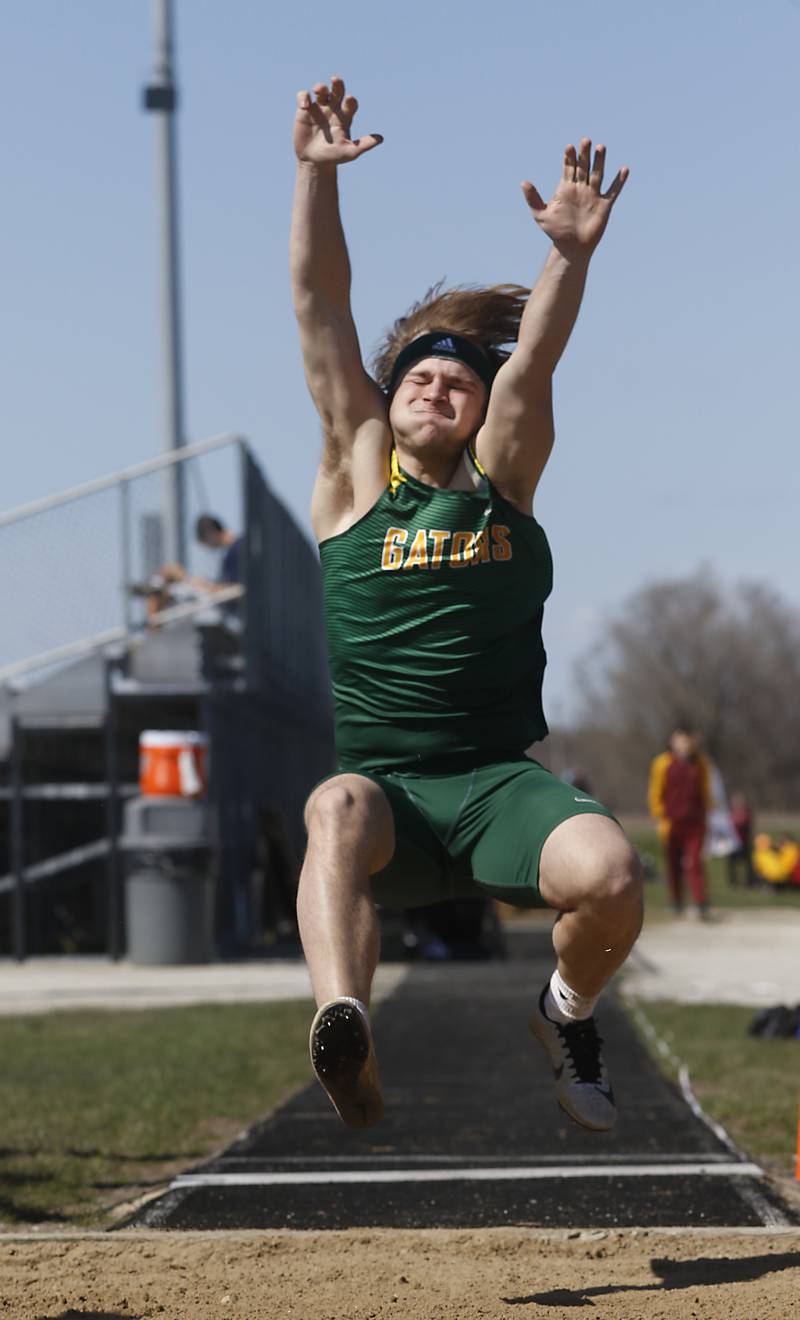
[139,731,209,799]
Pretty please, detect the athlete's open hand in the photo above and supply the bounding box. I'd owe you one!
[521,141,628,254]
[294,77,383,166]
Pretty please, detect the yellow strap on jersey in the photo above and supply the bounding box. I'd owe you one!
[390,442,484,492]
[468,443,486,477]
[389,447,407,493]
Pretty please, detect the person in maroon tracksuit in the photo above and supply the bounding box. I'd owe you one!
[648,727,712,917]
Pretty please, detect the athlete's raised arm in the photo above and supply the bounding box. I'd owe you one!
[475,140,629,510]
[291,77,391,540]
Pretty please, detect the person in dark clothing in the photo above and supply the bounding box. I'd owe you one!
[194,514,244,585]
[252,805,300,946]
[727,791,756,887]
[134,513,244,623]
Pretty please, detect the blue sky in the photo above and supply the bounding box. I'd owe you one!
[2,0,798,716]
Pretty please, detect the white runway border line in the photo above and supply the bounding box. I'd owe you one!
[171,1162,764,1189]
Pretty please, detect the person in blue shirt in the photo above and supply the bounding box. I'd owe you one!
[195,513,243,585]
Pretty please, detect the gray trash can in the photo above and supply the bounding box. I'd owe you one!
[121,797,217,964]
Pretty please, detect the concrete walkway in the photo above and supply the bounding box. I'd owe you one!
[0,955,407,1015]
[623,908,800,1006]
[0,908,797,1015]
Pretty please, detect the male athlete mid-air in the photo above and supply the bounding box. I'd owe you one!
[291,77,641,1132]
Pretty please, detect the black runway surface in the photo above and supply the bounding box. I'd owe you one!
[126,929,797,1231]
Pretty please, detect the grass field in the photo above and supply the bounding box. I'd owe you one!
[628,828,800,1198]
[621,821,800,917]
[0,1000,313,1227]
[631,1000,800,1194]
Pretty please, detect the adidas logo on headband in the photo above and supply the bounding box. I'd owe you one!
[387,330,497,396]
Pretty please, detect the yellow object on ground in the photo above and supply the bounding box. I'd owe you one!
[753,835,800,885]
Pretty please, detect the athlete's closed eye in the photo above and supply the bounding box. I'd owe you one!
[444,373,477,391]
[411,374,473,391]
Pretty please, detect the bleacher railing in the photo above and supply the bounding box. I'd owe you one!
[0,434,334,960]
[0,432,247,685]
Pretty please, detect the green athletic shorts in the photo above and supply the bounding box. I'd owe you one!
[334,756,616,910]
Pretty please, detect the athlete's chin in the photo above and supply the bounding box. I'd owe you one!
[408,418,464,444]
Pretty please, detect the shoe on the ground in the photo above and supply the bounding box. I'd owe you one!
[309,997,384,1129]
[529,986,617,1132]
[686,904,712,921]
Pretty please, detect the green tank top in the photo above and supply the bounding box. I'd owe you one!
[319,455,552,772]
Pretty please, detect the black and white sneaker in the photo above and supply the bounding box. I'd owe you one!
[529,985,617,1132]
[309,997,384,1129]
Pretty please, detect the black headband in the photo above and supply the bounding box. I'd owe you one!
[387,331,496,397]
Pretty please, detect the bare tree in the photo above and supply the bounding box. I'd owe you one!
[563,569,800,811]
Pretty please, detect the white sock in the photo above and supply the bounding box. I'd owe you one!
[543,969,598,1024]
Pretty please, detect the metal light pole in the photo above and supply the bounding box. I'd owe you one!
[143,0,187,565]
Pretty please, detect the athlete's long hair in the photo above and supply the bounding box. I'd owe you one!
[371,281,530,390]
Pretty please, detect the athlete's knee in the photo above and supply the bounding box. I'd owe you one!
[586,839,649,924]
[306,775,378,828]
[304,775,394,865]
[573,835,643,917]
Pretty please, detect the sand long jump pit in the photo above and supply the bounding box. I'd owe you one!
[2,1227,800,1319]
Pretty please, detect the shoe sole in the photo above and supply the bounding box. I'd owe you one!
[309,1000,384,1129]
[529,1010,617,1133]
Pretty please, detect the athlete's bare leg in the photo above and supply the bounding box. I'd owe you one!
[297,774,395,1007]
[538,814,643,996]
[530,814,641,1132]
